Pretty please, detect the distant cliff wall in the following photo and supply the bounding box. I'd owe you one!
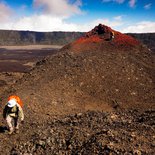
[128,33,155,51]
[0,30,84,45]
[0,30,154,51]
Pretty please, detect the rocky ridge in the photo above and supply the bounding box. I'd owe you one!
[10,110,155,155]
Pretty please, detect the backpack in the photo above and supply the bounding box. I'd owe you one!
[8,95,23,107]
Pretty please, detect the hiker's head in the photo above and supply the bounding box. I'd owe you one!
[7,99,17,107]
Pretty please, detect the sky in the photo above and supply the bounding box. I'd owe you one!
[0,0,155,33]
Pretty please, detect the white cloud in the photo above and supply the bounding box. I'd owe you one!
[33,0,82,18]
[0,0,154,33]
[121,21,155,33]
[102,0,125,4]
[0,0,85,32]
[144,3,152,10]
[114,15,123,21]
[1,10,154,33]
[78,18,123,31]
[20,5,27,10]
[0,2,13,22]
[0,0,124,32]
[0,15,123,32]
[12,15,80,32]
[129,0,136,8]
[102,0,137,8]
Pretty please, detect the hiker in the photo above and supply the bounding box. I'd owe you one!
[3,97,24,134]
[110,31,114,40]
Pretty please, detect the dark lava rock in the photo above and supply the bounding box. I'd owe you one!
[10,111,155,155]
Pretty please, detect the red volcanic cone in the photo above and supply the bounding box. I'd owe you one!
[62,24,141,53]
[74,24,140,47]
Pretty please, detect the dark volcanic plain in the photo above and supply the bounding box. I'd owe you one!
[0,45,62,72]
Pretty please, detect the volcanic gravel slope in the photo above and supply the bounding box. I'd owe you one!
[0,24,154,154]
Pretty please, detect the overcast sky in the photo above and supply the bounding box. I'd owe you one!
[0,0,155,33]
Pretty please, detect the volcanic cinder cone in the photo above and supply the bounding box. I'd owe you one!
[63,24,141,53]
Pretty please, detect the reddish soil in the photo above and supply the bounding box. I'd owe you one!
[73,24,140,48]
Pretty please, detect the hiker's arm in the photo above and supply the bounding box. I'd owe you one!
[18,105,24,121]
[3,106,7,119]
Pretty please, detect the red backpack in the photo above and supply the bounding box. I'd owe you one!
[8,95,23,107]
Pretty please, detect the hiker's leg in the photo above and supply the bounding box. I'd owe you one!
[14,117,19,130]
[6,115,13,133]
[14,117,20,134]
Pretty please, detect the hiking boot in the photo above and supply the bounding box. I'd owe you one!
[15,129,19,134]
[8,130,13,135]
